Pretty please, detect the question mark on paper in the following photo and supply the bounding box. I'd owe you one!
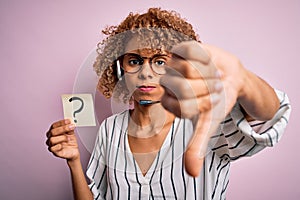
[68,97,84,123]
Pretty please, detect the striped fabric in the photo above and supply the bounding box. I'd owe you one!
[86,90,291,200]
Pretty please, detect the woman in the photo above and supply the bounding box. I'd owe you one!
[46,8,291,200]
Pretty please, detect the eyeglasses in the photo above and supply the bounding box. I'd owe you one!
[119,53,171,75]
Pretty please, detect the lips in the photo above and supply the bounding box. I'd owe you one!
[137,85,156,92]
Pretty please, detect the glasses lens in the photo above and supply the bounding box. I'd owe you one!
[122,54,143,73]
[151,55,169,75]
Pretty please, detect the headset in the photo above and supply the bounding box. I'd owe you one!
[116,60,124,81]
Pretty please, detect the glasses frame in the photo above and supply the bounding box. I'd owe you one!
[119,53,171,75]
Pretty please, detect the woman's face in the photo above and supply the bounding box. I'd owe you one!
[121,35,175,104]
[122,48,171,104]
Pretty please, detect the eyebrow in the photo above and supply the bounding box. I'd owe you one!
[124,53,171,58]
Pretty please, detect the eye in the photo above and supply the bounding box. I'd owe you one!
[154,60,166,66]
[127,56,143,66]
[153,56,168,67]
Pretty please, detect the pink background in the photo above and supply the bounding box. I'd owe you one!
[1,0,299,199]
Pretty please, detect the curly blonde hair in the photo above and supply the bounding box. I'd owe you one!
[93,7,200,103]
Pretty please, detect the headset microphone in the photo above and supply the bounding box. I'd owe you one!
[139,100,160,105]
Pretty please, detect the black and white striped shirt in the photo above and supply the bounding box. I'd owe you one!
[86,90,291,200]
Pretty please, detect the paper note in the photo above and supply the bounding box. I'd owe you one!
[61,94,96,127]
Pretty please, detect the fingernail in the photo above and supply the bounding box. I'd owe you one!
[214,82,223,91]
[68,124,75,130]
[211,94,220,104]
[215,70,223,78]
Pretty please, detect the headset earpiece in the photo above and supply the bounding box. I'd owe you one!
[116,60,123,80]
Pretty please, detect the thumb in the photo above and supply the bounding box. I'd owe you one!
[184,111,214,177]
[184,96,226,177]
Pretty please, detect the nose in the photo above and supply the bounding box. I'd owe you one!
[138,61,154,79]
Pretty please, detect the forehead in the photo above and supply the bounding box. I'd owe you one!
[125,48,168,57]
[124,34,169,56]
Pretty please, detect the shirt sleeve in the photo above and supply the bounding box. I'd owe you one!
[86,120,108,200]
[211,89,291,160]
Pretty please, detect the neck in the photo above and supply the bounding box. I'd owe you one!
[128,101,174,138]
